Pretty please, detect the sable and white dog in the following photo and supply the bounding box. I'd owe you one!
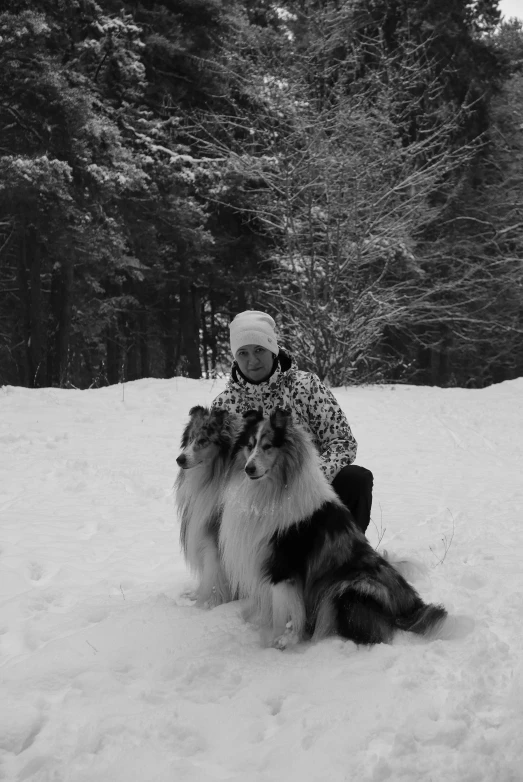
[220,408,448,648]
[175,405,240,607]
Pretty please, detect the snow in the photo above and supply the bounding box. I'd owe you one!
[1,376,522,782]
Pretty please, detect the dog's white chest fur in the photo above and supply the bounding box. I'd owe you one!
[220,473,274,596]
[177,469,216,570]
[220,460,336,598]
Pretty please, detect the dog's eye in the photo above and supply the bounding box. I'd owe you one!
[197,438,209,447]
[262,444,272,452]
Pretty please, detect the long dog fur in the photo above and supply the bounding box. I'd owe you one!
[175,405,240,607]
[219,408,447,648]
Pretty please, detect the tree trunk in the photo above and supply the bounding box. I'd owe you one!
[138,312,150,378]
[28,226,45,387]
[106,329,120,385]
[201,298,209,377]
[16,229,31,387]
[57,256,73,385]
[48,258,74,386]
[429,325,451,386]
[159,283,178,377]
[210,295,218,371]
[161,310,176,377]
[179,279,201,379]
[17,220,45,388]
[125,316,139,382]
[237,285,248,313]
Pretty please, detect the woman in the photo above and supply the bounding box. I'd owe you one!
[211,310,373,533]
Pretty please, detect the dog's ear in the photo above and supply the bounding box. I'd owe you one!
[243,408,263,427]
[210,407,227,427]
[188,405,208,419]
[239,408,263,444]
[182,408,204,447]
[269,407,291,431]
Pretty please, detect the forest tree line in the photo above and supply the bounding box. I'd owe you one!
[1,0,522,389]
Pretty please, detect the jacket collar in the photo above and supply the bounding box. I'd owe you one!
[230,348,293,388]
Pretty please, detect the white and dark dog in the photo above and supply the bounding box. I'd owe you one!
[220,408,448,648]
[175,405,240,607]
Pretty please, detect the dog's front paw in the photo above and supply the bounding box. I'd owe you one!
[197,586,224,610]
[202,595,221,610]
[271,622,299,650]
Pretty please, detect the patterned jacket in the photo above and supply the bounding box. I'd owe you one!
[211,350,357,481]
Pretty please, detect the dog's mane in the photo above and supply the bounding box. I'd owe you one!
[248,418,339,532]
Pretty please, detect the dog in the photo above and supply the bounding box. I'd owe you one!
[219,408,448,648]
[175,405,240,607]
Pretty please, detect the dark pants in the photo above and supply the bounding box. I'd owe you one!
[332,465,374,534]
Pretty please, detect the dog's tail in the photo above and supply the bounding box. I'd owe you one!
[395,601,448,638]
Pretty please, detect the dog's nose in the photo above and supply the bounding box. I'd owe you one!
[176,455,186,467]
[245,463,256,476]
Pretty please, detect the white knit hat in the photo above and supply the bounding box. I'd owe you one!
[229,311,279,357]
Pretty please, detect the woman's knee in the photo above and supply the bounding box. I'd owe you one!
[342,465,373,491]
[360,467,373,491]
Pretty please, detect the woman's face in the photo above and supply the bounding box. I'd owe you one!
[235,344,275,382]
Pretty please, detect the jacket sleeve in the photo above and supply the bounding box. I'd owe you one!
[210,385,242,415]
[305,374,358,481]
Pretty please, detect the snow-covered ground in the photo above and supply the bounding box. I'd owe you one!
[1,376,522,782]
